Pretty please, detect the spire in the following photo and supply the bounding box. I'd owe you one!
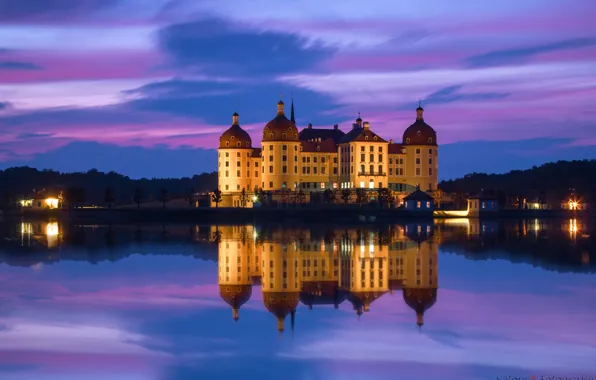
[232,111,239,125]
[290,96,295,125]
[232,308,239,321]
[356,112,363,127]
[416,100,424,120]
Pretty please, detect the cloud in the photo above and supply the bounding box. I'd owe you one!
[425,85,509,104]
[0,0,120,22]
[16,133,55,139]
[158,18,335,76]
[0,61,42,70]
[126,78,342,126]
[0,101,12,111]
[465,37,596,67]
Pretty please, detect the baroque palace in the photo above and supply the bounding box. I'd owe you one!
[216,223,438,332]
[217,99,438,207]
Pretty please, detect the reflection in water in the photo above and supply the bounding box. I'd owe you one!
[216,224,438,331]
[19,221,61,248]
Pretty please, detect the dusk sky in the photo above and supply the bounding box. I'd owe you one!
[0,0,595,179]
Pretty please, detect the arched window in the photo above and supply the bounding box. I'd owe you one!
[417,131,421,136]
[237,141,241,147]
[225,141,230,147]
[316,146,320,151]
[428,137,433,143]
[365,136,369,140]
[406,138,410,144]
[373,136,377,141]
[369,165,374,173]
[282,133,287,139]
[378,165,382,173]
[269,133,274,139]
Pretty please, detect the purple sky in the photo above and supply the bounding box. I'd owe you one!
[0,0,595,179]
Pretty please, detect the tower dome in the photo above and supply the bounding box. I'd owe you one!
[262,100,299,142]
[219,284,253,321]
[402,105,437,146]
[402,287,437,327]
[219,112,252,149]
[263,291,299,331]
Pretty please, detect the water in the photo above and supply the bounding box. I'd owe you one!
[0,219,595,380]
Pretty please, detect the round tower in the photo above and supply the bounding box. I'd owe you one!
[260,99,302,191]
[218,112,253,194]
[402,104,438,192]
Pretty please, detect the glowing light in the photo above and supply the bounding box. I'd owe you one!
[20,199,33,207]
[568,201,579,210]
[46,222,59,236]
[21,222,33,234]
[252,196,258,202]
[45,198,59,209]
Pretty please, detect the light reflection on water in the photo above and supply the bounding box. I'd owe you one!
[0,218,594,380]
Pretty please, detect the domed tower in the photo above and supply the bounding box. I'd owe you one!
[402,104,438,192]
[401,236,438,328]
[218,112,253,195]
[261,236,301,332]
[217,225,254,321]
[261,99,301,191]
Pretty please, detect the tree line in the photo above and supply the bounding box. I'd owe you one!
[0,166,217,209]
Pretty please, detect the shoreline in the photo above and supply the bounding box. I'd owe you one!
[3,207,592,224]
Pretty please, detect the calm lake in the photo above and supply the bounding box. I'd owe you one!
[0,218,595,380]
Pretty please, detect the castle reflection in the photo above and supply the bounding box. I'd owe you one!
[215,223,438,332]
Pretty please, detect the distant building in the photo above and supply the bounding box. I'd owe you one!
[467,192,499,216]
[217,99,439,207]
[561,193,589,211]
[403,188,434,212]
[19,190,61,209]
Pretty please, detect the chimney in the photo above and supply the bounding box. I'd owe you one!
[390,139,394,144]
[308,123,312,129]
[333,124,339,130]
[363,121,370,130]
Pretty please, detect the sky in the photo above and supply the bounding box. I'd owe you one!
[0,0,595,179]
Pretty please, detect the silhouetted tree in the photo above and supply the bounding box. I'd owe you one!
[295,189,306,206]
[341,189,351,207]
[158,188,169,209]
[65,186,85,209]
[240,188,247,208]
[323,188,335,204]
[133,187,143,209]
[185,187,195,207]
[212,189,222,208]
[104,187,115,209]
[356,188,368,207]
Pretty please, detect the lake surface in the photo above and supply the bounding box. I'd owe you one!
[0,218,595,380]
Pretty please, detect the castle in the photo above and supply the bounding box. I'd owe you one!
[216,223,438,331]
[217,99,438,207]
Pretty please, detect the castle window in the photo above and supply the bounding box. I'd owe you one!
[269,133,274,139]
[429,168,433,176]
[225,161,229,167]
[282,166,287,173]
[416,148,420,154]
[313,156,317,163]
[416,158,420,165]
[225,170,229,177]
[255,170,258,177]
[225,141,229,147]
[370,146,374,152]
[417,131,421,136]
[225,185,229,190]
[365,136,368,140]
[361,154,365,161]
[282,155,287,162]
[236,170,240,177]
[237,161,241,167]
[361,146,365,152]
[282,145,287,150]
[373,136,377,141]
[321,157,326,163]
[282,133,287,139]
[269,182,273,189]
[255,162,258,167]
[237,142,241,147]
[269,166,273,173]
[246,142,250,147]
[294,166,298,173]
[429,148,433,154]
[428,138,433,143]
[429,158,432,165]
[389,158,393,164]
[237,184,240,190]
[370,154,374,162]
[378,165,382,173]
[294,146,298,151]
[379,147,383,152]
[316,146,320,151]
[406,138,410,144]
[378,154,383,162]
